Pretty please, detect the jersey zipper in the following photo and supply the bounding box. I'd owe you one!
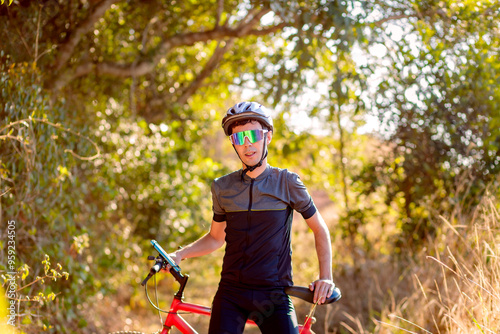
[247,178,254,246]
[248,179,254,212]
[239,178,254,283]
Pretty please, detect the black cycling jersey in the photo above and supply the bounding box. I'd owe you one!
[211,165,317,287]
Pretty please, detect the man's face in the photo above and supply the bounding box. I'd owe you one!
[231,121,272,167]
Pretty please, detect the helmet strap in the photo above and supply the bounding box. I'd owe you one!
[233,139,269,181]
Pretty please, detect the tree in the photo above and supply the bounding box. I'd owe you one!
[1,0,365,120]
[359,0,500,249]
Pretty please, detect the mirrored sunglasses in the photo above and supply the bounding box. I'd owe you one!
[229,129,268,145]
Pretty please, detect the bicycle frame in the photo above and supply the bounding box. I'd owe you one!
[161,294,258,334]
[142,240,338,334]
[159,293,316,334]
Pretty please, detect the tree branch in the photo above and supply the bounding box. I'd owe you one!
[240,7,263,25]
[51,60,155,90]
[372,14,414,27]
[155,16,274,57]
[169,9,273,112]
[245,22,288,36]
[236,8,271,35]
[176,38,236,106]
[216,0,223,27]
[52,0,118,71]
[49,7,287,90]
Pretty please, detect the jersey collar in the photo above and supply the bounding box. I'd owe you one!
[240,164,271,182]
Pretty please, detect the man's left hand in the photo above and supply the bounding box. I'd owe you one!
[309,278,336,305]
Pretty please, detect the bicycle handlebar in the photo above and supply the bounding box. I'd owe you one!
[141,240,189,299]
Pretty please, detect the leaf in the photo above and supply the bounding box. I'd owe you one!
[21,265,29,281]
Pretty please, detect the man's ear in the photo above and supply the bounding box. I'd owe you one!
[266,131,272,144]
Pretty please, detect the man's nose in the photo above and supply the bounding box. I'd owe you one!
[243,137,253,146]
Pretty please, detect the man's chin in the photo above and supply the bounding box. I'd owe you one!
[243,158,259,166]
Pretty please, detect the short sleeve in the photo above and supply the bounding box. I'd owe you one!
[211,180,226,222]
[287,172,317,219]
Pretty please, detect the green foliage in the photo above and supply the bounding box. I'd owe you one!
[93,102,221,245]
[0,58,226,332]
[2,255,69,305]
[0,61,101,332]
[357,0,500,250]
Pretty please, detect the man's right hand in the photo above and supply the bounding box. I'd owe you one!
[162,251,183,272]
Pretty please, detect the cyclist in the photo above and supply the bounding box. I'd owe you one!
[168,102,335,333]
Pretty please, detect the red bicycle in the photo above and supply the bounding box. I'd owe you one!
[111,240,341,334]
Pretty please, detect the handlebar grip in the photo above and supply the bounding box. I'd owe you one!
[141,260,163,286]
[152,263,161,273]
[284,286,342,305]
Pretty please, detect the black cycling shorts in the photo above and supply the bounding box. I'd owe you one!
[208,283,299,334]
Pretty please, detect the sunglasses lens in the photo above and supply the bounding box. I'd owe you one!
[230,129,266,145]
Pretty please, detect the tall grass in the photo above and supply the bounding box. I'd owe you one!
[321,191,499,334]
[373,193,500,334]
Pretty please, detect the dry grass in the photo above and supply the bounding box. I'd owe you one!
[331,193,500,334]
[376,195,499,334]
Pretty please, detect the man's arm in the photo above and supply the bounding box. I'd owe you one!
[305,211,335,304]
[168,220,226,265]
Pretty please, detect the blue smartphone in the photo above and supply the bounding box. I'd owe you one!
[151,239,181,272]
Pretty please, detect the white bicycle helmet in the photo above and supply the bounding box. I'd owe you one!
[222,102,273,135]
